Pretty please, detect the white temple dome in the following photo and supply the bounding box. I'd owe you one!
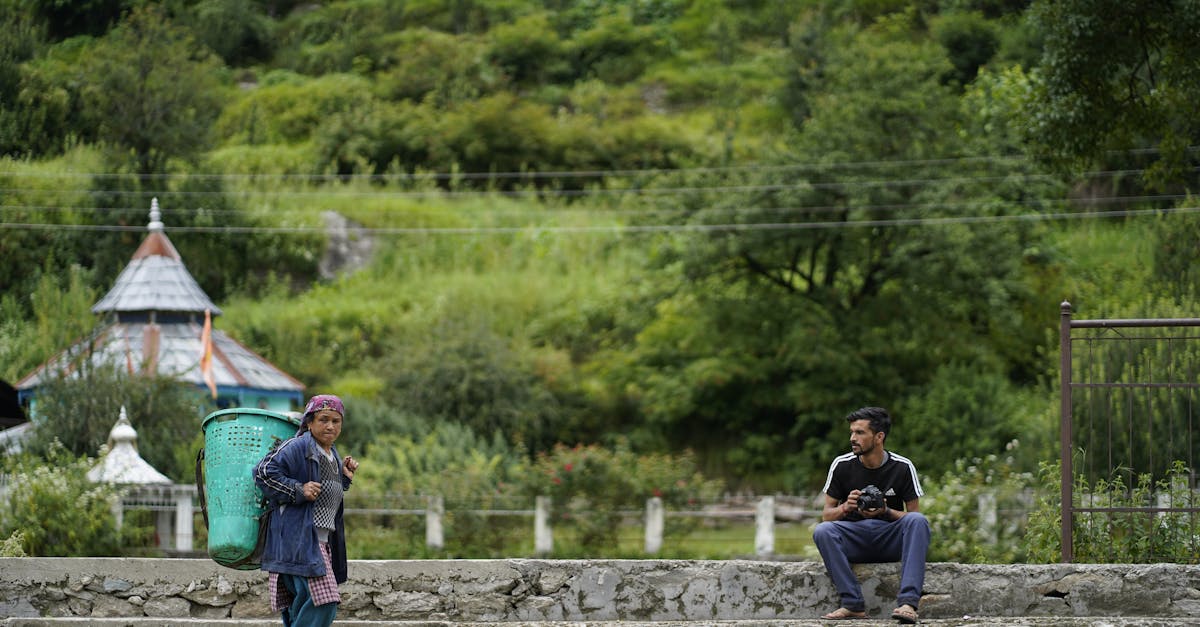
[87,406,172,485]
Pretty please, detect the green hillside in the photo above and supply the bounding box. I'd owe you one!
[2,0,1198,495]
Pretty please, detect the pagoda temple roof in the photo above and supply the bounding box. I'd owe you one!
[15,319,305,393]
[91,198,222,317]
[15,199,303,400]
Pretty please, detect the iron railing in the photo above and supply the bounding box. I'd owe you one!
[1060,301,1200,562]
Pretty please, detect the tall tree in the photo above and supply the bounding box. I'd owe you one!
[614,21,1049,488]
[80,6,225,177]
[1025,0,1200,188]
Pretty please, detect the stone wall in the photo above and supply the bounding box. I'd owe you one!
[1,558,1198,621]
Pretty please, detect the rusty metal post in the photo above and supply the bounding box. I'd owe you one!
[1059,300,1074,562]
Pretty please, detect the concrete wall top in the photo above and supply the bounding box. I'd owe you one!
[2,558,1199,622]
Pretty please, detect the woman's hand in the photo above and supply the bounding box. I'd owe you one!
[301,481,322,501]
[342,455,358,479]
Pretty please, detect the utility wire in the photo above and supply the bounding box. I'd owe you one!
[1,206,1194,235]
[1,144,1194,181]
[0,193,1188,219]
[0,154,1036,181]
[0,167,1186,200]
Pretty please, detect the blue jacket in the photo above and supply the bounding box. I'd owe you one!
[252,431,352,582]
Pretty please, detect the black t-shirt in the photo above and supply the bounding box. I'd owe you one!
[821,450,924,522]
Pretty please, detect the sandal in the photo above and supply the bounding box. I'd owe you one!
[821,607,867,620]
[891,604,919,624]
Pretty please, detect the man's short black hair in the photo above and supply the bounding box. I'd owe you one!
[846,406,891,437]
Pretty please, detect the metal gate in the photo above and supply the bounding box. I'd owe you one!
[1059,301,1200,562]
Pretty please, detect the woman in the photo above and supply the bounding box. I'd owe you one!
[253,394,359,626]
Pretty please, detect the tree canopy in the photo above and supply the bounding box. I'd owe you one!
[2,0,1197,493]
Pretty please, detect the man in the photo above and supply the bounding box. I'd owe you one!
[813,406,930,624]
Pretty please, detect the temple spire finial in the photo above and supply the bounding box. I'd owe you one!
[148,198,163,232]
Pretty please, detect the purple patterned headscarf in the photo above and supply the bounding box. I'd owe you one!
[297,394,344,435]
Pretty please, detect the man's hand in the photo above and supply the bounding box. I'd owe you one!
[860,503,890,519]
[841,489,862,516]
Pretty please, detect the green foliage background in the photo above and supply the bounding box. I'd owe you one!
[0,444,155,557]
[2,0,1200,559]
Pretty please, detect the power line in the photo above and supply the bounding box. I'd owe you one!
[0,193,1188,219]
[1,145,1194,181]
[0,167,1185,201]
[0,154,1036,181]
[1,206,1193,235]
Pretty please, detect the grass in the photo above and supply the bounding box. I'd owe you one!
[618,519,819,560]
[343,514,819,560]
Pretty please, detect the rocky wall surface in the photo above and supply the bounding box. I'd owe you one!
[1,559,1199,621]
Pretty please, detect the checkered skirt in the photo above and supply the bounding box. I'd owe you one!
[268,541,341,611]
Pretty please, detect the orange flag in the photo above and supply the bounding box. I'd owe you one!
[200,308,217,399]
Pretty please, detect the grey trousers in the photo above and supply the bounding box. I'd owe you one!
[812,512,931,612]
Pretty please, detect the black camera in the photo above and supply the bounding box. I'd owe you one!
[858,485,885,511]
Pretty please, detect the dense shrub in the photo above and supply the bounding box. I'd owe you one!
[272,1,400,75]
[488,12,568,85]
[0,265,96,383]
[26,365,216,483]
[213,73,373,146]
[565,8,665,84]
[1024,460,1200,564]
[379,319,563,452]
[0,443,153,556]
[922,446,1037,563]
[931,10,999,87]
[516,441,722,555]
[896,362,1051,480]
[181,0,275,65]
[347,421,526,557]
[375,28,498,103]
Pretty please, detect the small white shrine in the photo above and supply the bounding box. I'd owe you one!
[88,406,172,485]
[88,407,197,554]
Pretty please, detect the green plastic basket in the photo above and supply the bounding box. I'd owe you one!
[198,408,300,569]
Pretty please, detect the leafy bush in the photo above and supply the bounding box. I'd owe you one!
[222,282,404,390]
[0,264,97,383]
[931,10,999,87]
[347,422,526,558]
[213,73,373,146]
[565,8,665,84]
[181,0,275,65]
[922,444,1037,563]
[896,362,1052,480]
[379,318,564,452]
[26,365,215,483]
[398,0,533,36]
[488,12,568,85]
[376,28,498,103]
[311,100,431,176]
[0,443,152,556]
[202,143,318,177]
[271,1,400,75]
[0,530,27,557]
[1025,460,1200,564]
[516,441,722,555]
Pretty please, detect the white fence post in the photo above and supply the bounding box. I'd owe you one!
[755,495,775,557]
[644,497,664,554]
[155,510,172,550]
[111,494,124,531]
[977,492,997,545]
[174,487,193,551]
[535,496,553,555]
[426,494,444,550]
